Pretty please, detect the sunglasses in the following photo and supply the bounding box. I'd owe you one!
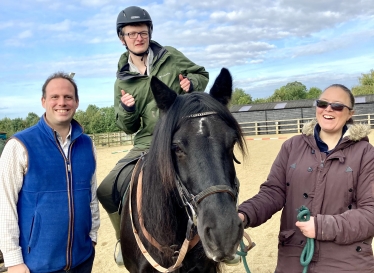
[316,100,352,111]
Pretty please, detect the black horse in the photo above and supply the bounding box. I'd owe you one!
[120,68,247,272]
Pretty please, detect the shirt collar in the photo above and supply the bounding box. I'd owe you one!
[314,123,348,154]
[55,125,72,146]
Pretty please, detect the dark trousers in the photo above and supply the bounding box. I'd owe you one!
[97,148,143,213]
[51,248,95,273]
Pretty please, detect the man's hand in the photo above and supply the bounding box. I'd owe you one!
[8,263,30,273]
[121,90,135,107]
[179,74,191,92]
[296,216,316,239]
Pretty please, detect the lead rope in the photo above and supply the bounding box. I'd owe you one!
[297,206,315,273]
[235,231,255,273]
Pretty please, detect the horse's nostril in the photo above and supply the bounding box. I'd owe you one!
[205,227,211,238]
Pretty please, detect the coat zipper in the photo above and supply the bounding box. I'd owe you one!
[53,132,75,270]
[65,142,76,270]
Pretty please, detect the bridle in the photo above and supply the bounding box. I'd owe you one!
[127,111,240,272]
[175,173,238,227]
[177,111,239,226]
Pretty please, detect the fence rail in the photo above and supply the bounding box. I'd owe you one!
[88,113,374,145]
[88,132,133,147]
[238,113,374,136]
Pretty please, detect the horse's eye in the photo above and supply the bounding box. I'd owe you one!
[172,144,183,154]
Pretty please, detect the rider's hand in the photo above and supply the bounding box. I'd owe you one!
[121,90,135,107]
[8,263,30,273]
[179,74,191,92]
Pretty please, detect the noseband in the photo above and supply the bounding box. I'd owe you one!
[175,175,238,226]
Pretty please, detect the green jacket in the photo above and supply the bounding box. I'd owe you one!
[114,41,209,150]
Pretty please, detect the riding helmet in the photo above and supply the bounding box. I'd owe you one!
[116,6,153,38]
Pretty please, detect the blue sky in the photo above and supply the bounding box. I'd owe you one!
[1,0,373,118]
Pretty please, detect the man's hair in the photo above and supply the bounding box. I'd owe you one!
[42,72,79,101]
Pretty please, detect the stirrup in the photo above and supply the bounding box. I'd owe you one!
[114,239,125,268]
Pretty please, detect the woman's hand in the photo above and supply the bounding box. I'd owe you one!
[296,216,316,239]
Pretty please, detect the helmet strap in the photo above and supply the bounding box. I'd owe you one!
[126,46,149,60]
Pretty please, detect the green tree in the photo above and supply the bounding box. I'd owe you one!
[252,98,267,104]
[0,118,13,136]
[268,81,307,102]
[74,110,90,133]
[352,69,374,95]
[25,112,40,127]
[230,88,252,106]
[306,87,322,99]
[12,118,25,134]
[101,106,119,133]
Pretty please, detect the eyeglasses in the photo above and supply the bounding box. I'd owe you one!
[122,31,149,39]
[315,100,352,111]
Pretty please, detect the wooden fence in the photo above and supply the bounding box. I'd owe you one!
[88,132,133,147]
[88,113,374,145]
[238,113,374,136]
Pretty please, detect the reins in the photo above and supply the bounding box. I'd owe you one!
[128,157,200,272]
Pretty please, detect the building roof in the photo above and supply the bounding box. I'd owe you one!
[230,94,374,113]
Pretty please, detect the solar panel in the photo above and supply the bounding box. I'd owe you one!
[274,103,287,109]
[355,97,366,104]
[239,106,252,111]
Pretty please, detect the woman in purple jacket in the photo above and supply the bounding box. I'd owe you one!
[238,84,374,273]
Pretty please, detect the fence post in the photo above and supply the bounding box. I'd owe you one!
[297,119,301,133]
[275,122,279,134]
[255,122,258,135]
[368,114,371,127]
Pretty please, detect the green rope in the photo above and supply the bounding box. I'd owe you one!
[236,239,251,273]
[297,206,315,273]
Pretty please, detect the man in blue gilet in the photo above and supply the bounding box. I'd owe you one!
[0,72,100,273]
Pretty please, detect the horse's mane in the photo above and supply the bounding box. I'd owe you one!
[141,92,246,247]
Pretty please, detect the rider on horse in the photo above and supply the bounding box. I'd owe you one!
[96,5,209,267]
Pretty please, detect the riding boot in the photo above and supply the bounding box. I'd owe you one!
[108,212,124,268]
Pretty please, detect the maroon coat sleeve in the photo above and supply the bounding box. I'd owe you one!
[316,143,374,244]
[238,139,291,228]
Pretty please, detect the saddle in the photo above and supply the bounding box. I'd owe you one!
[112,155,141,214]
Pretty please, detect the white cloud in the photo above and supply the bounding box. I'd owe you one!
[39,19,73,32]
[0,21,14,29]
[18,30,33,39]
[1,0,374,118]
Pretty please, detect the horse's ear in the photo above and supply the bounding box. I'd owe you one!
[150,76,178,111]
[209,68,233,106]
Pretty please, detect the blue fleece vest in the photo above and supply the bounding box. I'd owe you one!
[14,116,95,273]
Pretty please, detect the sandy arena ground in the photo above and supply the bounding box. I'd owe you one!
[90,132,374,273]
[0,132,372,272]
